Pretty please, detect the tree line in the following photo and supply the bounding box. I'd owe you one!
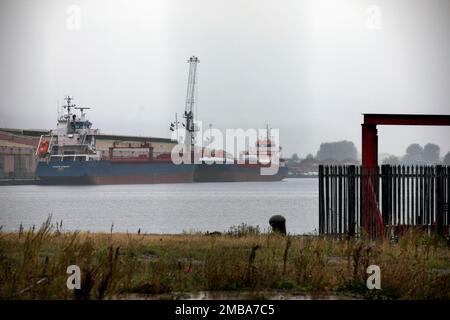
[289,141,450,165]
[383,143,450,165]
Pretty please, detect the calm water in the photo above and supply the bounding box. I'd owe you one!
[0,178,318,234]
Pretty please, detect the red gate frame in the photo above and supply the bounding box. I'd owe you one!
[362,114,450,167]
[361,113,450,237]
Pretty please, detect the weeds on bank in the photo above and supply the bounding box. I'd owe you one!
[0,218,449,299]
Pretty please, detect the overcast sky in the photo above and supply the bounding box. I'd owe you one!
[1,0,449,158]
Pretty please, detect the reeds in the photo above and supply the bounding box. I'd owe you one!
[0,219,449,299]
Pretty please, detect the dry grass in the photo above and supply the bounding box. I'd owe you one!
[0,218,449,300]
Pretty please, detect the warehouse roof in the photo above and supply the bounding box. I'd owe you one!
[0,128,176,144]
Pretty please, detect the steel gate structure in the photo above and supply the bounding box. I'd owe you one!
[319,114,450,238]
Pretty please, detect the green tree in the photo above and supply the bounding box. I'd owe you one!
[402,143,423,164]
[382,155,400,165]
[316,141,358,161]
[423,143,440,164]
[443,151,450,165]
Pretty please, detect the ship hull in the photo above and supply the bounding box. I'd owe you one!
[194,163,288,182]
[36,160,288,185]
[36,160,195,185]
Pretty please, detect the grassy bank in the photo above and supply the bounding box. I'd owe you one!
[0,219,449,300]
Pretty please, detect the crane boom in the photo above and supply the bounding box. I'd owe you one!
[184,56,199,145]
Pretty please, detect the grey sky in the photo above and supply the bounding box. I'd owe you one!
[1,0,449,158]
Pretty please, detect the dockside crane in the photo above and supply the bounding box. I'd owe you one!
[184,56,199,146]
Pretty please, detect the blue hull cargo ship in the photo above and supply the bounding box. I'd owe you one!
[35,96,195,185]
[34,95,286,185]
[35,57,287,185]
[35,94,286,185]
[194,163,288,182]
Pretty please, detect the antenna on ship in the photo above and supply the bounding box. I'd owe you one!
[63,96,76,118]
[75,107,90,121]
[63,95,76,133]
[57,98,60,120]
[184,56,200,146]
[266,123,271,144]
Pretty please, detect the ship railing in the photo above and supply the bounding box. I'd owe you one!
[48,154,101,162]
[35,134,54,156]
[48,134,54,155]
[35,135,44,156]
[60,143,92,147]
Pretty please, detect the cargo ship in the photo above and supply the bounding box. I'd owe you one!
[194,162,287,182]
[35,96,194,185]
[35,57,287,184]
[194,126,287,182]
[35,100,287,184]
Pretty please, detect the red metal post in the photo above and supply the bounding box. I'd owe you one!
[361,124,378,168]
[361,123,380,237]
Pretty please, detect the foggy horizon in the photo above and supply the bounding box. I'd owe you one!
[1,0,449,158]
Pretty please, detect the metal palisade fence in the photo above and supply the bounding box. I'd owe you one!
[318,165,450,238]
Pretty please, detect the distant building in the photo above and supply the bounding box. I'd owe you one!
[0,130,40,179]
[286,156,360,178]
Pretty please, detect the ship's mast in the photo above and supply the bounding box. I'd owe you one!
[63,96,76,133]
[184,56,199,146]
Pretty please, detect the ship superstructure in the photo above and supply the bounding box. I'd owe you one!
[35,96,194,185]
[36,96,100,162]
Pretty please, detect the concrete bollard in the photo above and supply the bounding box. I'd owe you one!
[269,215,286,235]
